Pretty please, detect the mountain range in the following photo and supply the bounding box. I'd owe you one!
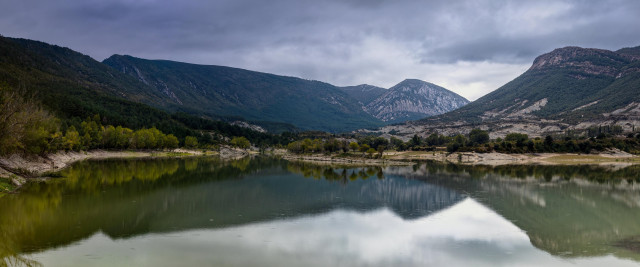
[377,45,640,139]
[6,34,638,140]
[102,55,382,132]
[0,35,467,133]
[103,55,468,132]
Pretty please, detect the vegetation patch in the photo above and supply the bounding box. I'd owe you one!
[0,176,16,196]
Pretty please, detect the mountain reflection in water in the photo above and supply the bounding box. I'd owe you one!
[1,157,640,266]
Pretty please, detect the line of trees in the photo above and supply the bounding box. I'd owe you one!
[399,130,640,154]
[0,89,202,155]
[285,128,640,156]
[21,114,196,154]
[286,136,390,158]
[58,116,183,151]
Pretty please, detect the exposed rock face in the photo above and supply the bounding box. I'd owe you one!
[230,121,266,133]
[363,79,469,123]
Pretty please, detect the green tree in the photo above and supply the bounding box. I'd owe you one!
[377,145,385,158]
[164,134,179,149]
[349,142,360,152]
[102,125,118,148]
[359,144,370,153]
[231,136,251,149]
[80,119,103,149]
[0,89,58,155]
[409,134,422,148]
[185,136,199,149]
[389,137,404,150]
[366,147,376,158]
[131,129,156,149]
[63,126,81,151]
[468,129,490,145]
[115,126,133,149]
[544,135,554,150]
[506,133,529,147]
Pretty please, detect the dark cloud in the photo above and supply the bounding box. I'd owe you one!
[1,0,639,100]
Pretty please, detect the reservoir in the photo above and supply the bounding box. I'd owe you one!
[1,157,640,266]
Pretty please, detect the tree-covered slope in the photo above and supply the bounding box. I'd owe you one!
[0,37,182,127]
[103,55,383,132]
[0,36,281,145]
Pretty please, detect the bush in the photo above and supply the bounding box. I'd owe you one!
[468,129,490,145]
[185,136,199,149]
[230,136,251,149]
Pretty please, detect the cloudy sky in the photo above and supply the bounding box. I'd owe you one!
[1,0,639,100]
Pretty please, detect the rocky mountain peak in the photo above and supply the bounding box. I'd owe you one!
[393,79,441,93]
[363,79,469,123]
[529,46,629,77]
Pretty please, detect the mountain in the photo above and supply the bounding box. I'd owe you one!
[103,55,383,132]
[377,45,640,138]
[339,84,387,106]
[0,36,174,129]
[363,79,469,123]
[0,36,282,144]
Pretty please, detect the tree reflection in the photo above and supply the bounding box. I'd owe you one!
[3,157,640,265]
[0,156,284,266]
[286,161,383,184]
[411,160,640,184]
[398,161,640,261]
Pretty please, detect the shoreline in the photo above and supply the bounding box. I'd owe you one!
[3,147,639,196]
[384,149,640,166]
[0,147,248,194]
[280,149,640,167]
[281,154,414,166]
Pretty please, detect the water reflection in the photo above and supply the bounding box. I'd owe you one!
[394,162,640,261]
[287,162,384,183]
[1,157,640,266]
[27,199,640,267]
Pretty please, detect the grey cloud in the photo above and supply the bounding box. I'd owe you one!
[0,0,639,100]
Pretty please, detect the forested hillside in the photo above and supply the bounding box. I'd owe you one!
[0,36,290,153]
[103,55,383,132]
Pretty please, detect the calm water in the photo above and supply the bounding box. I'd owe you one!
[2,157,640,266]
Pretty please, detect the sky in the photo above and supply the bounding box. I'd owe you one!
[1,0,640,101]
